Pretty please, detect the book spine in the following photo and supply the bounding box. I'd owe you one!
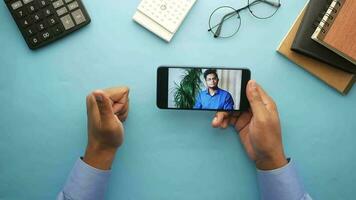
[312,0,345,41]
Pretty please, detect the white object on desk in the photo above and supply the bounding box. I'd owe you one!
[133,0,197,42]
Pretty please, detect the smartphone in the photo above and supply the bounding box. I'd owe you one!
[157,66,251,111]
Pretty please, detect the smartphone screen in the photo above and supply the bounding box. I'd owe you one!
[157,66,251,111]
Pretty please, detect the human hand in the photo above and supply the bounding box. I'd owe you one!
[83,87,129,170]
[211,80,287,170]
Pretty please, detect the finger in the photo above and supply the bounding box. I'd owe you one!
[231,112,242,117]
[230,117,237,126]
[235,111,252,132]
[221,112,232,129]
[92,90,115,122]
[86,94,100,127]
[212,112,229,128]
[117,110,129,122]
[221,118,229,129]
[113,103,125,113]
[103,87,129,102]
[115,101,129,116]
[257,85,277,112]
[112,98,129,114]
[229,112,242,125]
[118,92,129,104]
[246,80,268,118]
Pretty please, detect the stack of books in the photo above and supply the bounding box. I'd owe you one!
[277,0,356,95]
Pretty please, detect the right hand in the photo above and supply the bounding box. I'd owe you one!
[212,80,287,170]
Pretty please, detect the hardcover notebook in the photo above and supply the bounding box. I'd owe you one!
[291,0,356,74]
[312,0,356,65]
[277,4,355,95]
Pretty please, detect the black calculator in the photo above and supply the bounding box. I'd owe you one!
[4,0,91,49]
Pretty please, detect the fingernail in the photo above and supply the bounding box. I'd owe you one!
[250,81,257,91]
[251,80,257,87]
[95,94,103,103]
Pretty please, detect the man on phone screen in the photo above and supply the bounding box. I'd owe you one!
[193,69,234,110]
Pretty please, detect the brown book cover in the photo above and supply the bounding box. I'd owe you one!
[291,0,356,74]
[312,0,356,65]
[277,4,355,95]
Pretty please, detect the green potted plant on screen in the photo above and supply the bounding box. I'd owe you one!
[173,68,203,109]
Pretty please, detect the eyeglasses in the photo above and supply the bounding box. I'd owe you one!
[208,0,281,38]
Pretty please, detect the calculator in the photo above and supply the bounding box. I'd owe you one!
[4,0,91,49]
[133,0,197,42]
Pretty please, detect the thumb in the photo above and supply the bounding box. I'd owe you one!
[246,80,267,118]
[212,112,229,128]
[92,90,114,121]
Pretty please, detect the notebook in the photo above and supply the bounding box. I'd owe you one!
[277,4,355,95]
[312,0,356,65]
[291,0,356,74]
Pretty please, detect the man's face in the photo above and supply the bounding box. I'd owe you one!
[205,73,218,89]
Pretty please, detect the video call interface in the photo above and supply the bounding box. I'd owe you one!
[168,68,242,110]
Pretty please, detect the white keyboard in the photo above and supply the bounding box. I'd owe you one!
[133,0,197,42]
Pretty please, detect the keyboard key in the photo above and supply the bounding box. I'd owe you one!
[71,9,86,25]
[60,14,74,30]
[31,12,43,22]
[40,31,52,40]
[67,1,78,11]
[23,0,33,4]
[27,4,38,13]
[42,7,53,17]
[20,18,31,27]
[39,0,49,8]
[56,7,68,16]
[64,0,73,3]
[14,8,26,19]
[51,24,63,36]
[36,21,47,31]
[26,14,35,24]
[52,0,64,9]
[29,35,41,46]
[47,16,58,26]
[25,25,37,36]
[11,1,23,10]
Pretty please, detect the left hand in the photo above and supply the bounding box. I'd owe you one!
[83,87,129,170]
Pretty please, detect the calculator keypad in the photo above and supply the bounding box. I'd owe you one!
[5,0,91,49]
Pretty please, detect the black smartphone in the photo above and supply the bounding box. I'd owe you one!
[157,66,251,111]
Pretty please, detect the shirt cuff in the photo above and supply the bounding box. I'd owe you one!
[257,159,307,200]
[61,158,111,200]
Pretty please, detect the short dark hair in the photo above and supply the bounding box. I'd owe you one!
[204,69,218,80]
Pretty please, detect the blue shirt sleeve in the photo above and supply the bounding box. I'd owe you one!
[57,158,311,200]
[257,159,312,200]
[57,158,111,200]
[223,93,234,110]
[193,93,202,109]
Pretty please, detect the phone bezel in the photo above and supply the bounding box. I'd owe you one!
[157,66,251,111]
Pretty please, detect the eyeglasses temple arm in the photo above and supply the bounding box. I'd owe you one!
[214,10,240,37]
[260,0,281,7]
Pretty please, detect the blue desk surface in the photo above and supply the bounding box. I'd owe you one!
[1,0,355,199]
